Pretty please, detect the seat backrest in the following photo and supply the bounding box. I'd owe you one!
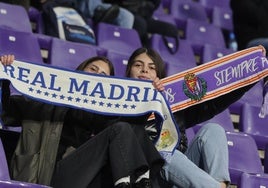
[150,34,196,68]
[106,51,128,78]
[229,80,263,115]
[185,18,226,48]
[0,138,10,180]
[47,38,98,70]
[96,23,142,54]
[202,43,235,64]
[237,173,268,188]
[0,27,43,64]
[198,0,231,18]
[199,0,230,10]
[211,6,233,32]
[0,2,32,33]
[185,18,227,63]
[226,131,263,185]
[170,0,208,23]
[193,109,235,133]
[239,103,268,150]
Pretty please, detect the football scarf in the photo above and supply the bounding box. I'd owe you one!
[0,59,179,161]
[162,46,268,113]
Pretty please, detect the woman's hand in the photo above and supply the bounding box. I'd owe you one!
[152,77,165,92]
[1,55,15,66]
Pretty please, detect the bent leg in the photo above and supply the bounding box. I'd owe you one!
[186,123,230,184]
[161,149,221,188]
[109,122,149,182]
[51,128,111,188]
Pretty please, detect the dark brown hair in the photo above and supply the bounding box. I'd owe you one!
[125,47,166,79]
[76,56,115,76]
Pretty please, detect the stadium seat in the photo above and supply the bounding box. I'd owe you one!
[0,27,43,64]
[0,138,51,187]
[0,2,32,33]
[229,80,263,116]
[198,0,231,19]
[185,19,226,64]
[106,51,128,77]
[170,0,208,24]
[211,6,233,32]
[47,38,98,70]
[165,63,193,77]
[226,131,263,185]
[96,22,142,55]
[237,173,268,188]
[201,43,235,64]
[193,108,235,133]
[238,103,268,150]
[150,34,196,68]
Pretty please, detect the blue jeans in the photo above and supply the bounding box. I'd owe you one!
[160,123,230,188]
[77,0,134,28]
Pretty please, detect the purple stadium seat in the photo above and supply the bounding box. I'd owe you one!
[237,173,268,188]
[0,138,51,187]
[201,43,235,64]
[229,80,263,115]
[193,108,235,133]
[226,131,263,185]
[106,51,128,77]
[165,63,192,77]
[238,103,268,150]
[96,23,142,54]
[211,6,233,32]
[170,0,208,39]
[170,0,208,25]
[198,0,231,19]
[47,38,98,70]
[150,34,197,68]
[0,27,43,64]
[0,2,32,33]
[185,18,227,64]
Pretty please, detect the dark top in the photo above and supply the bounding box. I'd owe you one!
[230,0,268,50]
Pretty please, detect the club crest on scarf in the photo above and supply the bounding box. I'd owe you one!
[183,73,207,101]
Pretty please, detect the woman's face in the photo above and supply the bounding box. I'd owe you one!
[129,53,157,80]
[83,60,111,76]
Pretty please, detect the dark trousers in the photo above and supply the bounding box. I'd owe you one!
[51,122,163,188]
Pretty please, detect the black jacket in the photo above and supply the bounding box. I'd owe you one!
[230,0,268,50]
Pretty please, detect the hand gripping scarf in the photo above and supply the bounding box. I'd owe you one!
[0,46,267,161]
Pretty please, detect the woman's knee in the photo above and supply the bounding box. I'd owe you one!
[198,123,226,140]
[112,121,133,133]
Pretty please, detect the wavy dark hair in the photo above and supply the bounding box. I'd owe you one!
[76,56,115,76]
[125,47,166,79]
